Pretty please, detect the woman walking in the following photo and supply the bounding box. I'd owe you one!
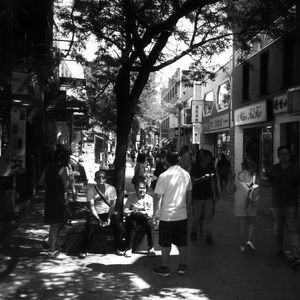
[234,159,259,252]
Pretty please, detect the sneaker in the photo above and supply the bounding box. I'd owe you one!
[124,249,132,257]
[115,250,125,256]
[152,266,171,277]
[78,252,87,259]
[246,241,255,251]
[55,252,67,259]
[191,232,197,241]
[48,250,66,259]
[177,264,188,275]
[240,245,246,252]
[206,236,214,246]
[147,248,156,257]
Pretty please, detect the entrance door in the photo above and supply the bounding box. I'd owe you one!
[243,127,260,171]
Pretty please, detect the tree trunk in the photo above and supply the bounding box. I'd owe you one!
[113,69,133,214]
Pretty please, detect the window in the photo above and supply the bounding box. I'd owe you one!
[260,51,269,95]
[203,91,214,115]
[242,62,250,101]
[217,81,230,110]
[283,34,295,87]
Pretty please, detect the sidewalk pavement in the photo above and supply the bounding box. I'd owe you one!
[1,165,300,300]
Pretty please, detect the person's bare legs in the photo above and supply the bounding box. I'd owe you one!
[238,217,246,250]
[247,216,256,243]
[161,246,171,267]
[178,246,187,266]
[48,223,61,252]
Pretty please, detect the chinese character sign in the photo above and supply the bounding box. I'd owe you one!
[9,107,26,174]
[191,100,203,123]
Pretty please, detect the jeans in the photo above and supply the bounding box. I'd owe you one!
[273,206,299,256]
[80,213,124,252]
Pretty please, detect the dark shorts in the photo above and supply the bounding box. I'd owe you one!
[159,219,188,247]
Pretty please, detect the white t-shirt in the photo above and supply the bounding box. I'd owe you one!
[154,165,192,221]
[87,183,117,214]
[124,193,154,217]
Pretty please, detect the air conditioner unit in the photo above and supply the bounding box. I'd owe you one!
[287,86,300,114]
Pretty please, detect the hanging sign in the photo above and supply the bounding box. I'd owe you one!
[191,100,203,123]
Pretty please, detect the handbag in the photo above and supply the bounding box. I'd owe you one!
[247,184,260,205]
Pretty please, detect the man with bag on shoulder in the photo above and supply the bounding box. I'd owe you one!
[78,170,124,258]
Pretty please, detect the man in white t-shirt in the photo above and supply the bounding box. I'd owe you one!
[78,170,123,258]
[152,152,192,276]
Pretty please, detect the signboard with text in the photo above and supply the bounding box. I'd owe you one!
[191,100,203,123]
[273,94,287,114]
[234,101,267,126]
[209,113,229,131]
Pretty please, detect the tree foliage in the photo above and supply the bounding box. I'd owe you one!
[57,0,295,208]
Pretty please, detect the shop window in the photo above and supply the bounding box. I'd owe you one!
[281,122,299,166]
[217,81,230,111]
[260,51,269,95]
[217,132,231,158]
[242,62,250,102]
[203,91,214,115]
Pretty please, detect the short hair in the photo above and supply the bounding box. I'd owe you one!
[277,145,289,155]
[166,151,179,165]
[134,179,148,191]
[95,170,106,178]
[136,153,146,163]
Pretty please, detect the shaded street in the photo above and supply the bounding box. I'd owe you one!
[0,162,300,300]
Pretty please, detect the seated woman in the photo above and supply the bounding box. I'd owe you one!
[123,180,156,257]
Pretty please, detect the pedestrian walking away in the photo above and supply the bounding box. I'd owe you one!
[190,149,219,245]
[152,152,192,277]
[216,153,231,192]
[269,145,300,265]
[179,145,192,173]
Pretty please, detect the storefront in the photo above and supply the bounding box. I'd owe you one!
[202,113,231,160]
[234,100,273,181]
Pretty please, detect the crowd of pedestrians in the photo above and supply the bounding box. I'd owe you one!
[40,143,300,273]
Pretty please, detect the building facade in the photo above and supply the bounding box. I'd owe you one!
[201,60,234,163]
[232,7,300,183]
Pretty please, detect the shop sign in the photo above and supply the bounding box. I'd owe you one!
[191,100,203,123]
[273,94,287,114]
[9,107,26,174]
[209,114,229,131]
[234,101,267,126]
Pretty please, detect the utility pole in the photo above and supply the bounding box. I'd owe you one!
[177,104,182,152]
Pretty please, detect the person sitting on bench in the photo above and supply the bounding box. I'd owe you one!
[78,170,124,258]
[123,180,156,257]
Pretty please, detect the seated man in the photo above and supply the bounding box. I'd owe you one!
[123,180,156,257]
[78,170,124,258]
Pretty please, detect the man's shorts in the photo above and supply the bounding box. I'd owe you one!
[159,219,188,247]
